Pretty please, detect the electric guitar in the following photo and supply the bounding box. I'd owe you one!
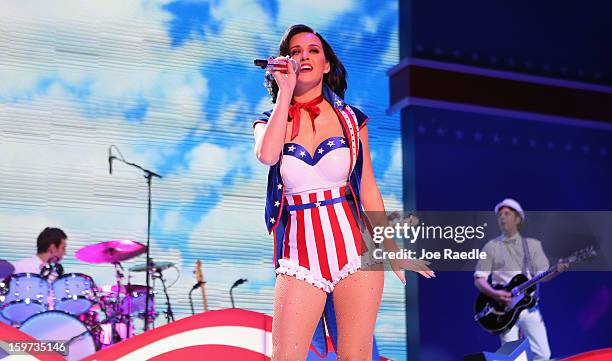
[474,246,596,334]
[195,260,209,312]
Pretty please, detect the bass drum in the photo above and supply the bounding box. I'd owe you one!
[19,311,96,361]
[0,312,11,325]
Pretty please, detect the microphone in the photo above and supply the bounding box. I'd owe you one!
[254,58,300,74]
[231,278,248,288]
[108,147,113,175]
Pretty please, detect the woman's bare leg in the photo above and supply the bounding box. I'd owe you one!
[272,274,328,361]
[333,266,384,361]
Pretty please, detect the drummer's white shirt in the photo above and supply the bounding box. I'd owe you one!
[12,255,45,275]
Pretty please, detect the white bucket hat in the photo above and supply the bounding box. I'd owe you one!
[494,198,525,221]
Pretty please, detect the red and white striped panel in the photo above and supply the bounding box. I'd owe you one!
[281,187,366,291]
[561,348,612,361]
[1,309,391,360]
[82,309,272,361]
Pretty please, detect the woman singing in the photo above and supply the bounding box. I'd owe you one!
[253,24,434,360]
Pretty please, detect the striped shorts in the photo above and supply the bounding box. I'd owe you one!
[276,186,377,293]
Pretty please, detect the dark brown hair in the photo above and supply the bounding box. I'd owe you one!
[264,24,347,103]
[37,227,67,254]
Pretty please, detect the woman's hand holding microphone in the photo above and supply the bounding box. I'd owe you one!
[267,56,298,100]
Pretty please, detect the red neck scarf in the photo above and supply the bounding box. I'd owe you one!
[288,95,324,140]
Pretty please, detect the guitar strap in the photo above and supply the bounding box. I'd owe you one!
[520,235,532,277]
[521,235,540,301]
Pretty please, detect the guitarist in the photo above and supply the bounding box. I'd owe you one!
[474,198,553,361]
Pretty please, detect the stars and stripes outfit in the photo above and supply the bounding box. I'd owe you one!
[253,83,382,359]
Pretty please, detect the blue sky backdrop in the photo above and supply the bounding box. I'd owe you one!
[0,0,406,358]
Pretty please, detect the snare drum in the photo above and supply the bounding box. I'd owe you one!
[52,273,96,315]
[120,286,155,317]
[0,273,48,324]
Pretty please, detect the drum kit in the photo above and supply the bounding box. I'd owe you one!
[0,240,176,360]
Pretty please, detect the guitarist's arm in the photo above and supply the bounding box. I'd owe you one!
[474,277,512,304]
[474,241,512,304]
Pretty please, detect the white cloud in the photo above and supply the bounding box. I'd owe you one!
[208,0,273,60]
[186,143,236,178]
[155,142,248,207]
[363,16,379,34]
[1,0,169,22]
[160,209,182,234]
[277,0,355,29]
[188,177,269,252]
[0,0,209,147]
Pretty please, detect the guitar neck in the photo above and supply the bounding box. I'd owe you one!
[514,246,596,295]
[515,268,555,294]
[199,282,209,312]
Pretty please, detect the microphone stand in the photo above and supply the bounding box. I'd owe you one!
[230,286,236,309]
[126,270,133,339]
[229,279,247,309]
[155,269,174,323]
[112,262,124,343]
[188,281,205,315]
[188,288,196,316]
[108,146,162,331]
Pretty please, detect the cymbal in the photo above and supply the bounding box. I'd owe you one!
[75,240,146,264]
[129,261,175,273]
[0,260,14,279]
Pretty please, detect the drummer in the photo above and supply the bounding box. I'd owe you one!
[12,227,67,276]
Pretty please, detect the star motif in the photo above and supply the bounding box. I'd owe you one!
[287,145,296,152]
[327,140,335,147]
[269,217,275,224]
[299,151,306,157]
[315,201,321,207]
[340,139,346,144]
[317,148,324,154]
[335,99,342,107]
[274,201,280,207]
[277,184,282,190]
